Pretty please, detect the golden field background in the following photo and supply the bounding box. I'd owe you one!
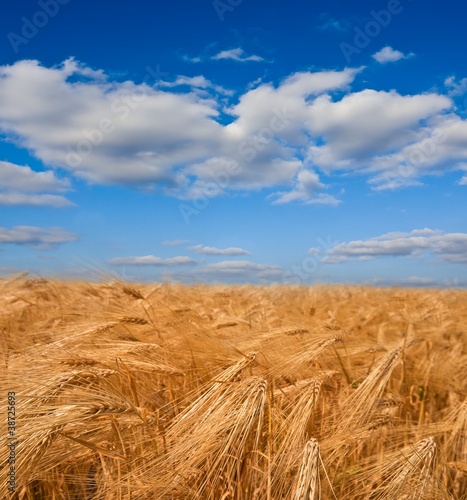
[1,274,467,499]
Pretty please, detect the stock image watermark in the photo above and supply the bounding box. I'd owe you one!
[65,65,168,169]
[212,0,244,21]
[339,0,412,63]
[7,0,71,54]
[7,391,17,494]
[282,236,336,285]
[179,106,296,224]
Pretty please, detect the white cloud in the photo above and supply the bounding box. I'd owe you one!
[189,244,251,255]
[271,170,340,205]
[182,55,202,63]
[162,239,190,246]
[369,176,423,191]
[109,255,196,266]
[367,116,467,189]
[1,59,467,202]
[366,276,467,288]
[227,67,361,138]
[366,276,439,287]
[0,226,78,249]
[444,76,467,96]
[0,160,73,207]
[372,46,413,64]
[0,193,74,207]
[60,58,106,80]
[111,256,286,284]
[323,229,467,264]
[212,48,264,62]
[202,260,282,277]
[306,90,451,170]
[0,59,223,188]
[173,260,284,283]
[183,157,303,198]
[321,255,349,264]
[0,161,69,192]
[159,75,232,96]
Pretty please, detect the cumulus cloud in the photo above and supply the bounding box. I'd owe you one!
[372,46,413,64]
[1,58,467,203]
[0,161,69,192]
[0,59,223,188]
[271,170,340,205]
[189,244,251,256]
[212,48,264,62]
[0,226,78,249]
[321,228,467,264]
[227,67,361,137]
[366,116,467,190]
[0,161,73,207]
[306,90,451,173]
[109,255,196,266]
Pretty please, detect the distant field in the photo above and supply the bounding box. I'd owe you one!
[1,275,466,499]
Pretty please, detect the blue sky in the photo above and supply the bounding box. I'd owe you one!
[0,0,466,286]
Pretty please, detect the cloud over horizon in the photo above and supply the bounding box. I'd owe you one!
[167,259,285,283]
[108,255,197,266]
[189,244,251,255]
[0,226,78,249]
[321,229,467,264]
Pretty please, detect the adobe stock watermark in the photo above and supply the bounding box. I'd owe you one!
[65,65,168,169]
[212,0,244,21]
[179,106,295,224]
[339,0,412,63]
[282,236,336,285]
[7,0,71,54]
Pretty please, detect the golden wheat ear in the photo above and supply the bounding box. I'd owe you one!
[359,437,452,500]
[291,439,321,500]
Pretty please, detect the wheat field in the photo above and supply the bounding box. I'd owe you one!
[1,274,466,499]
